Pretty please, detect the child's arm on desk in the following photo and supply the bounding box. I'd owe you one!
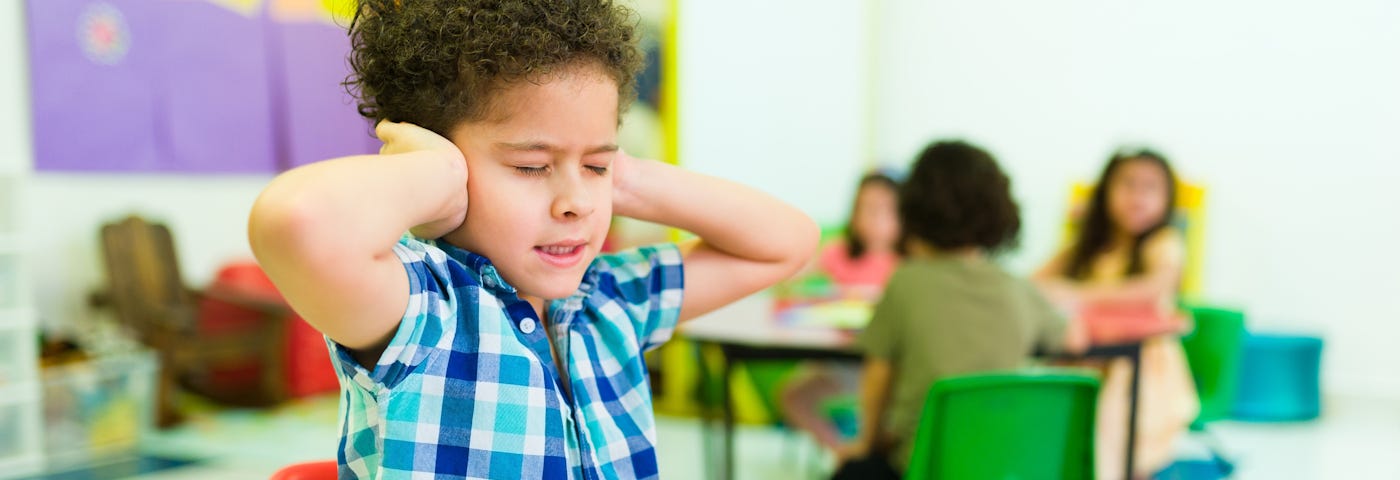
[612,153,819,321]
[1035,229,1184,307]
[248,122,467,361]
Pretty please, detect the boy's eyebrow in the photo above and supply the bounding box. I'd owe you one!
[496,142,619,155]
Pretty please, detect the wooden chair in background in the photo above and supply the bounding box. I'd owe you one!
[92,215,290,427]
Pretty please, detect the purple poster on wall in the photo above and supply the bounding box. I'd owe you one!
[270,19,379,170]
[27,0,164,172]
[151,1,278,173]
[25,0,371,174]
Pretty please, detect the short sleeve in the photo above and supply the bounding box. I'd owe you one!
[858,268,905,360]
[593,243,685,352]
[1024,280,1070,353]
[326,236,459,390]
[1143,228,1186,278]
[817,242,848,277]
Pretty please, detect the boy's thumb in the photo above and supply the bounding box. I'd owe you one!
[374,120,399,142]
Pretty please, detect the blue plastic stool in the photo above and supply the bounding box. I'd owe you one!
[1232,333,1323,421]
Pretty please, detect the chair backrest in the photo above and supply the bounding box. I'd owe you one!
[270,460,339,480]
[99,215,193,335]
[905,370,1100,480]
[1180,305,1247,426]
[1062,180,1206,297]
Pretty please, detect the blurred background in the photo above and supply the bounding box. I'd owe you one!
[0,0,1397,479]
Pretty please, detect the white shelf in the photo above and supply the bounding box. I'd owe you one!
[0,381,42,480]
[0,234,22,253]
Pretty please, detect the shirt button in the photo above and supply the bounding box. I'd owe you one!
[483,275,497,289]
[520,318,537,334]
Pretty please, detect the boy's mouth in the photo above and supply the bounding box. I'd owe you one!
[534,242,587,268]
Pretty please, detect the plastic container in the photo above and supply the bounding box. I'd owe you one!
[40,350,158,470]
[0,321,37,385]
[1232,333,1323,421]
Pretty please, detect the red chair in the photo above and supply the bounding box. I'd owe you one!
[270,460,338,480]
[201,262,341,398]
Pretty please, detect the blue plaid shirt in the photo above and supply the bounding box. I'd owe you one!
[327,236,684,479]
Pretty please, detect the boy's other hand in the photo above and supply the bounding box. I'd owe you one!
[610,149,646,219]
[376,121,469,239]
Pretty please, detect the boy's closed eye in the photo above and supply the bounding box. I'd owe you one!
[511,164,611,176]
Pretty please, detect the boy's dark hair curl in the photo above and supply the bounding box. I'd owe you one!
[347,0,644,136]
[899,141,1021,253]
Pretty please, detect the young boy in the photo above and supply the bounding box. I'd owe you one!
[247,1,818,478]
[832,141,1088,479]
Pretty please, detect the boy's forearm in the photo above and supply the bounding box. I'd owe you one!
[854,358,893,452]
[250,150,466,259]
[615,158,816,265]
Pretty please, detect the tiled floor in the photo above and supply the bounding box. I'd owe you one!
[27,394,1400,479]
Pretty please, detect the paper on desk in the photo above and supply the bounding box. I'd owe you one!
[776,300,873,330]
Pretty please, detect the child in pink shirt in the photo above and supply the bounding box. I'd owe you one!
[781,172,901,451]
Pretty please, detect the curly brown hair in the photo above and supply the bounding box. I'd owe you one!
[899,141,1021,252]
[346,0,645,136]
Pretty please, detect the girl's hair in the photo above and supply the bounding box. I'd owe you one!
[898,141,1021,253]
[1063,148,1178,280]
[845,172,901,259]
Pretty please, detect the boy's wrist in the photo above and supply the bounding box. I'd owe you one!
[611,152,657,220]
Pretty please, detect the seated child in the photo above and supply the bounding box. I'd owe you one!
[817,172,902,300]
[780,172,900,451]
[247,1,819,478]
[1034,147,1198,479]
[832,141,1087,479]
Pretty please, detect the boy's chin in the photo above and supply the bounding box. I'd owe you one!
[518,272,590,300]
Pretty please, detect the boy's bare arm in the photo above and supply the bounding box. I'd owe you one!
[612,154,819,321]
[844,357,894,460]
[248,122,468,355]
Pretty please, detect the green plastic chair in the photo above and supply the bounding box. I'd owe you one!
[1179,305,1247,427]
[904,370,1100,480]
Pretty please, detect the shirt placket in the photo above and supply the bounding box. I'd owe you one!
[552,299,604,480]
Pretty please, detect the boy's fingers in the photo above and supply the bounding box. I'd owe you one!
[374,120,399,143]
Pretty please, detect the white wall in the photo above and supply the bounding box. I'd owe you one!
[873,0,1400,398]
[27,176,268,332]
[0,1,268,332]
[677,0,871,226]
[0,0,32,174]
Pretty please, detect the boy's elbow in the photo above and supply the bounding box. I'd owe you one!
[248,191,319,263]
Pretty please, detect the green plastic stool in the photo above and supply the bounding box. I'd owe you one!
[905,370,1099,480]
[1180,305,1247,428]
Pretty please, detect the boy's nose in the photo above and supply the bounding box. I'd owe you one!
[551,177,596,220]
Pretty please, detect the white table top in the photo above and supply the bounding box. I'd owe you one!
[678,293,856,351]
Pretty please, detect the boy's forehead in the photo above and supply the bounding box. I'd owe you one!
[454,72,620,143]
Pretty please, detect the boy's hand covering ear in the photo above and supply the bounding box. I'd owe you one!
[610,149,643,219]
[377,120,462,159]
[376,121,469,239]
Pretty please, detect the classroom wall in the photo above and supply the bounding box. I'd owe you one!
[676,0,871,227]
[871,0,1400,398]
[10,0,1396,400]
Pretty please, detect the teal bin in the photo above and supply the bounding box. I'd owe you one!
[1232,333,1323,421]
